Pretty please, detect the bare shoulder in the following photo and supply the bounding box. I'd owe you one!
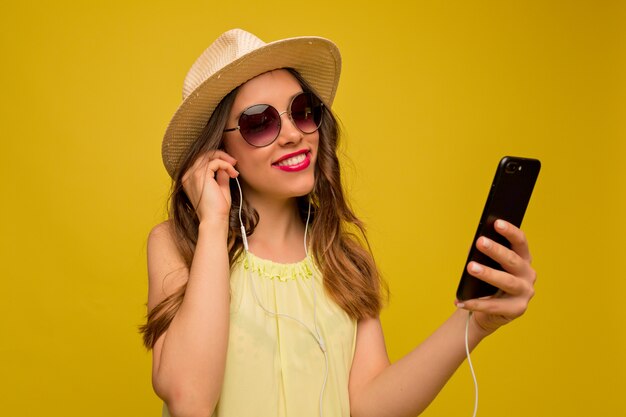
[147,220,189,310]
[147,220,182,261]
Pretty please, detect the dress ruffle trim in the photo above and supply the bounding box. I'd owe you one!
[242,252,314,282]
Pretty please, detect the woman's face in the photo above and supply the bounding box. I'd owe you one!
[222,69,319,203]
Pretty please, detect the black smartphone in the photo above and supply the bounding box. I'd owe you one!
[455,156,541,301]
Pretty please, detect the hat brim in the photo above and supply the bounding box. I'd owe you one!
[162,36,341,178]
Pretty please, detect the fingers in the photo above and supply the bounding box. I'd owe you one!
[459,295,528,321]
[182,159,238,201]
[466,260,535,298]
[459,259,534,329]
[180,151,239,217]
[204,158,239,179]
[493,219,532,262]
[183,150,238,184]
[456,220,537,332]
[215,167,233,199]
[464,219,537,292]
[473,221,533,276]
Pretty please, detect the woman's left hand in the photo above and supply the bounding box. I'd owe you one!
[455,219,537,335]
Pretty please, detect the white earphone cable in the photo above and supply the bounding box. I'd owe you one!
[235,178,328,417]
[465,311,479,417]
[302,202,329,415]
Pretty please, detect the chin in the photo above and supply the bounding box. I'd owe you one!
[291,183,315,198]
[286,176,315,198]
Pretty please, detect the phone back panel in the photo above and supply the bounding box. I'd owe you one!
[456,156,541,301]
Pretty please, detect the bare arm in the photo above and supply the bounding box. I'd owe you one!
[349,311,483,417]
[148,152,238,417]
[349,220,536,417]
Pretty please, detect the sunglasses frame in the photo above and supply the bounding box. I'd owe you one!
[223,91,324,147]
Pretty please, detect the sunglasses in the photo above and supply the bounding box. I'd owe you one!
[223,92,324,147]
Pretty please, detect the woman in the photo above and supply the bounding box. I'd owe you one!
[141,29,536,417]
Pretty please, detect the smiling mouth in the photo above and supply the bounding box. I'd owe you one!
[272,151,311,172]
[274,152,307,167]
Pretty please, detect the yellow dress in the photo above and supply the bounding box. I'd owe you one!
[162,251,357,417]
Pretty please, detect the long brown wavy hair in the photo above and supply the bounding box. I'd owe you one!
[141,69,387,349]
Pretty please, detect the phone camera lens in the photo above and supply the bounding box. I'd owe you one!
[505,162,519,174]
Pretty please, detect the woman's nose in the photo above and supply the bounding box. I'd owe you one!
[276,111,303,145]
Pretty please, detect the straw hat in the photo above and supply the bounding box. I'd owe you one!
[161,28,342,178]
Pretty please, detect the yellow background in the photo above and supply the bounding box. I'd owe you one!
[1,1,624,416]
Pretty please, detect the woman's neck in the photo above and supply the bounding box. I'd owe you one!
[244,195,308,263]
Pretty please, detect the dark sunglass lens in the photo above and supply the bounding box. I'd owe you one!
[291,93,323,134]
[238,104,280,146]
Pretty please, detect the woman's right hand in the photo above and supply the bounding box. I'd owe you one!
[181,150,239,225]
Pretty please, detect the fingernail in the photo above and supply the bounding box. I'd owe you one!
[456,302,465,309]
[495,220,507,230]
[481,237,492,249]
[470,263,483,274]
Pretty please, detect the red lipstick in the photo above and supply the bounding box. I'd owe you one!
[272,150,311,172]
